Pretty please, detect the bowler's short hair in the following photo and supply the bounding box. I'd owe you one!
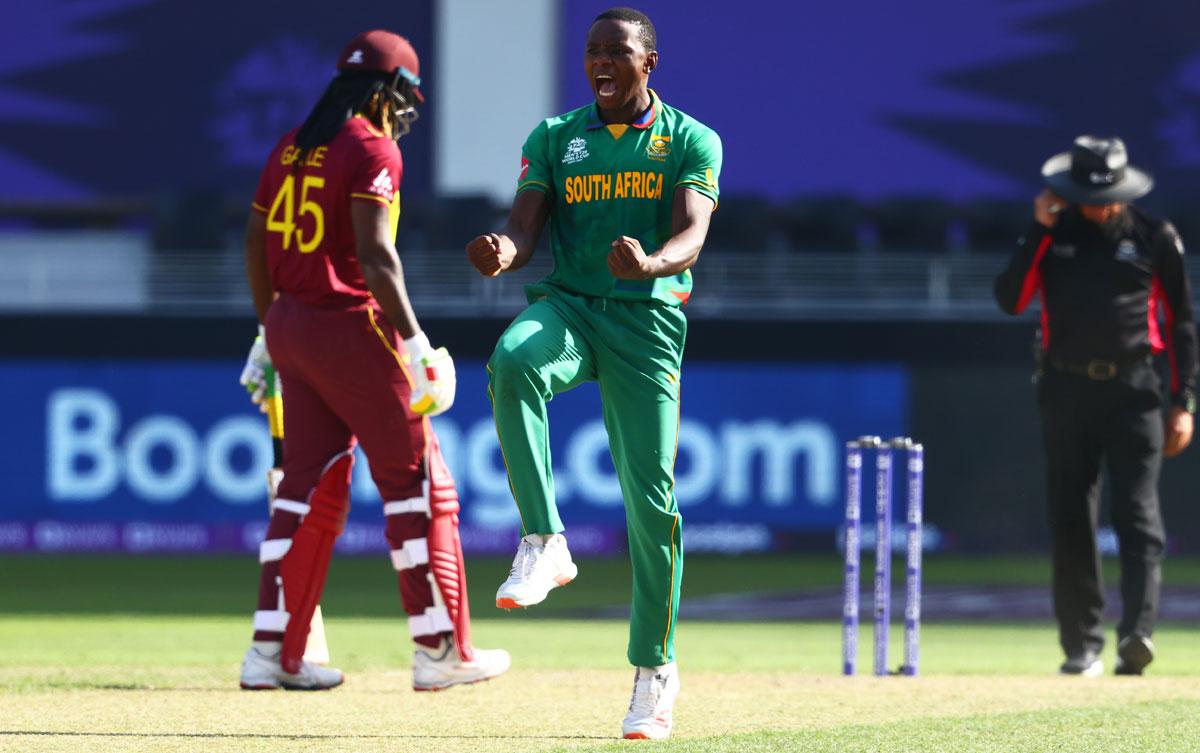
[593,7,657,51]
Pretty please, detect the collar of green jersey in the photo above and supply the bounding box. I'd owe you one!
[586,89,660,131]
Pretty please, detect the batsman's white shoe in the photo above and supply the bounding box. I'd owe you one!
[621,662,680,740]
[412,639,511,691]
[495,533,578,609]
[239,646,344,690]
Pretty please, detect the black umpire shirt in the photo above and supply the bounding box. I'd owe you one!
[994,205,1199,408]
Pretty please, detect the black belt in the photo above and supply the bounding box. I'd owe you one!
[1046,353,1151,381]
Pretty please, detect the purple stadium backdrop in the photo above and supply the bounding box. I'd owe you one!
[0,0,435,201]
[561,0,1200,201]
[4,1,1200,202]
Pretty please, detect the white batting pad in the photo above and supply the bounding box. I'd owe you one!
[253,609,290,632]
[259,538,293,564]
[407,606,453,637]
[383,497,429,516]
[389,538,429,571]
[272,498,311,517]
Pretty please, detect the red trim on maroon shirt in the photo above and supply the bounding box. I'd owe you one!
[1014,235,1052,314]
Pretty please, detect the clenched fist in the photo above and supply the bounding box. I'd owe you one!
[466,233,517,277]
[607,235,657,280]
[1164,406,1194,458]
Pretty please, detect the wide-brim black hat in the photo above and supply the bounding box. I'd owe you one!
[1041,135,1153,204]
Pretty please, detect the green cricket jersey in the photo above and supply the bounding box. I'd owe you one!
[516,90,722,306]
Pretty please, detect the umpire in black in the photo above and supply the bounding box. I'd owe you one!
[995,135,1198,676]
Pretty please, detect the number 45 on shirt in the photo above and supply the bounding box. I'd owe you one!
[267,174,326,253]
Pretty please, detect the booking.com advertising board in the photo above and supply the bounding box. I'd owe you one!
[0,360,907,556]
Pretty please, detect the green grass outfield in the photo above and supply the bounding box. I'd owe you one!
[2,554,1199,752]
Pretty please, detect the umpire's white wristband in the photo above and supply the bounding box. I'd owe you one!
[404,331,433,361]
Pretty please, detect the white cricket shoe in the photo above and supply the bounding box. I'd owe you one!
[412,638,511,691]
[621,662,680,740]
[239,646,344,690]
[495,533,578,609]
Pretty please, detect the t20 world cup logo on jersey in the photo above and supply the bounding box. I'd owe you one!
[562,137,590,165]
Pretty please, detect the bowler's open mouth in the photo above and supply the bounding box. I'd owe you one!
[595,75,617,98]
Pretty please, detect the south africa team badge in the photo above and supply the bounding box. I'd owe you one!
[646,135,671,161]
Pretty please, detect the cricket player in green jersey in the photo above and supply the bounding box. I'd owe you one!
[465,7,720,740]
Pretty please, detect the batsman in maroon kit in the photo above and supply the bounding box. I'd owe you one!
[237,29,510,691]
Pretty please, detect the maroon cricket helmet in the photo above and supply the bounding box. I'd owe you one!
[337,30,424,103]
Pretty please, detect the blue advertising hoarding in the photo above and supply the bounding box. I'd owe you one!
[0,359,907,554]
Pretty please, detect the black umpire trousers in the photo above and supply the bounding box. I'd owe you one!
[1037,360,1166,657]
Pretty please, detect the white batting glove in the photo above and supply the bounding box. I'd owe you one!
[239,326,273,413]
[405,332,456,417]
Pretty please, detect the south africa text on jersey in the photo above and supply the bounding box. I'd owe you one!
[564,171,665,204]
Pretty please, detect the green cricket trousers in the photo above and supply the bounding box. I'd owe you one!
[487,283,685,668]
